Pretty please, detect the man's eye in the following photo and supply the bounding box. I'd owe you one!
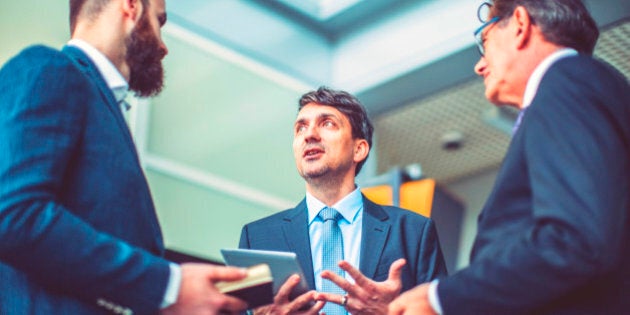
[323,121,334,127]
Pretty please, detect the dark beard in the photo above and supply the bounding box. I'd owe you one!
[126,13,166,97]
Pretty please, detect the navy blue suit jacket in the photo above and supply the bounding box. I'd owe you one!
[439,55,630,314]
[239,195,447,292]
[0,45,171,314]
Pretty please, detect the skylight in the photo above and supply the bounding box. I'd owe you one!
[274,0,364,21]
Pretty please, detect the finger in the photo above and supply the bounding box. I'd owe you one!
[314,292,343,306]
[320,270,356,295]
[287,290,317,311]
[301,300,326,315]
[274,274,302,303]
[387,258,407,282]
[207,265,248,282]
[338,260,371,287]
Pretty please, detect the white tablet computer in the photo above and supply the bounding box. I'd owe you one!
[221,249,310,300]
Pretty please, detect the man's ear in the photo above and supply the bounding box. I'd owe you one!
[353,139,370,164]
[122,0,143,24]
[512,6,533,50]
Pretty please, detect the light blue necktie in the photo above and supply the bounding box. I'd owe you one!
[319,207,347,315]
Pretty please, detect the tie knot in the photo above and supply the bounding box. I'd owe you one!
[318,207,342,222]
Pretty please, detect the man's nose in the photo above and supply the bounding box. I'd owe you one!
[160,41,169,58]
[474,56,487,76]
[304,125,320,142]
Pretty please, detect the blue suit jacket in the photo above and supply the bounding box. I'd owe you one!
[0,45,171,314]
[438,55,630,314]
[239,195,447,292]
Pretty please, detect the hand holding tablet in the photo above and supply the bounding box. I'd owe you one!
[221,248,310,300]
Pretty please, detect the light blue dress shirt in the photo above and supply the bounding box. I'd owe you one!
[307,187,363,291]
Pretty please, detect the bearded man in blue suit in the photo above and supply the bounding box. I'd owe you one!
[0,0,250,314]
[239,87,447,315]
[390,1,630,314]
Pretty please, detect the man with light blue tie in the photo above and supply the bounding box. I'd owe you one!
[239,87,447,315]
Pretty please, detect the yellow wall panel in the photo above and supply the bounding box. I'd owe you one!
[400,179,435,217]
[361,185,393,206]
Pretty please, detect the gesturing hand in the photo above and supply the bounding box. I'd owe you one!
[315,258,406,315]
[253,274,325,315]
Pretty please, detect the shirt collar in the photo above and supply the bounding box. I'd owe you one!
[307,187,363,225]
[522,48,578,110]
[67,39,129,104]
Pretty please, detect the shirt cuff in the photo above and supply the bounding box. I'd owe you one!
[160,263,182,309]
[428,279,444,315]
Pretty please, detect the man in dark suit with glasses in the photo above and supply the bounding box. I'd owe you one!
[390,0,630,314]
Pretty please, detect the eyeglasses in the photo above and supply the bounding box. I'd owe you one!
[473,2,500,56]
[474,16,500,56]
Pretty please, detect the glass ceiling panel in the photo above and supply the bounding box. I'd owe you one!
[273,0,364,21]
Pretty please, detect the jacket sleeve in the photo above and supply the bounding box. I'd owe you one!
[0,47,171,314]
[417,219,448,283]
[437,58,630,314]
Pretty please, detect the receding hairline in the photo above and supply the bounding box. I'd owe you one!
[70,0,109,33]
[69,0,150,33]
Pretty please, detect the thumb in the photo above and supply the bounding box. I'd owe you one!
[387,258,406,282]
[206,265,248,282]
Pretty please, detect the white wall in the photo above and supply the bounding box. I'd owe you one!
[0,1,68,64]
[445,168,499,270]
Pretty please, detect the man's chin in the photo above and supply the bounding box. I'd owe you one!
[485,89,502,106]
[128,63,164,97]
[300,168,329,180]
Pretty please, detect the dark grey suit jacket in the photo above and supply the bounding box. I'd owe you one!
[439,55,630,314]
[0,45,171,314]
[239,195,447,292]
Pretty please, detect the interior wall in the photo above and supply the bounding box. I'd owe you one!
[445,168,499,270]
[0,0,68,64]
[142,27,312,261]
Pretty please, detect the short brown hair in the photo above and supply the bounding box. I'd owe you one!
[299,86,374,176]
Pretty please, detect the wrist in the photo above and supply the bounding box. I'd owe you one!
[160,263,182,309]
[427,280,443,315]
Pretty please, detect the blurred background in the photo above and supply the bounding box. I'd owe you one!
[1,0,628,271]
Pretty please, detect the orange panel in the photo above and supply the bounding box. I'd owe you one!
[400,179,435,218]
[361,185,393,206]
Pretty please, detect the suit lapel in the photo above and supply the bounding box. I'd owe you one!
[61,45,138,154]
[281,199,316,289]
[359,196,391,279]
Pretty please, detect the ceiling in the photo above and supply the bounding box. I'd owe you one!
[250,0,420,42]
[376,20,630,183]
[2,1,627,185]
[167,0,630,183]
